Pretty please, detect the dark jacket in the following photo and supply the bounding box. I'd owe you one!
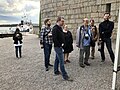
[63,31,73,53]
[13,33,23,44]
[99,20,114,39]
[52,24,65,47]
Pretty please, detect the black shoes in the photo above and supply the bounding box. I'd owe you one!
[45,64,53,71]
[80,64,85,68]
[54,72,73,81]
[80,62,90,68]
[66,60,71,63]
[91,56,95,59]
[64,76,73,82]
[101,59,105,62]
[46,68,49,71]
[64,60,71,64]
[84,62,90,66]
[48,64,53,67]
[54,71,61,75]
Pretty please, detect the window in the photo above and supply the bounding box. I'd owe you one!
[106,3,111,13]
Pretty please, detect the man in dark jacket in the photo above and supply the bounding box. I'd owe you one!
[52,16,72,81]
[99,12,115,63]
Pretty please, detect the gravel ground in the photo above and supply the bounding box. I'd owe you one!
[0,34,120,90]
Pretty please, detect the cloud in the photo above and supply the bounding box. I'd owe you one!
[0,15,21,24]
[0,15,19,20]
[0,0,40,24]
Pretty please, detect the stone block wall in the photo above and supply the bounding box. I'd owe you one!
[40,0,120,40]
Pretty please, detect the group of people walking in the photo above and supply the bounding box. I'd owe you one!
[12,12,114,81]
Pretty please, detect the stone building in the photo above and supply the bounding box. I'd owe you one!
[40,0,120,39]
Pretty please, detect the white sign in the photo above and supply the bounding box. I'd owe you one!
[112,9,120,90]
[118,47,120,67]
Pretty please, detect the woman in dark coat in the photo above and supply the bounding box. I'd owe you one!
[63,25,73,64]
[13,28,23,58]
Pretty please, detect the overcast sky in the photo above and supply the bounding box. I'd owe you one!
[0,0,40,24]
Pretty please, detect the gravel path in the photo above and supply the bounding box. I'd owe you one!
[0,34,120,90]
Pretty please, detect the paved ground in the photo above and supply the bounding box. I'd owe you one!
[0,34,120,90]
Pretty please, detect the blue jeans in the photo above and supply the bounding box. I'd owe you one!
[54,47,68,79]
[43,43,52,68]
[100,38,114,63]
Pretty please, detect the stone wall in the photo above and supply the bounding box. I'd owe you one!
[32,26,39,35]
[40,0,120,39]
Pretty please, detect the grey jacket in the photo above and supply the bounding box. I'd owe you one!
[76,25,91,49]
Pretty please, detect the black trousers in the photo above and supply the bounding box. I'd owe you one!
[15,46,22,58]
[100,38,114,63]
